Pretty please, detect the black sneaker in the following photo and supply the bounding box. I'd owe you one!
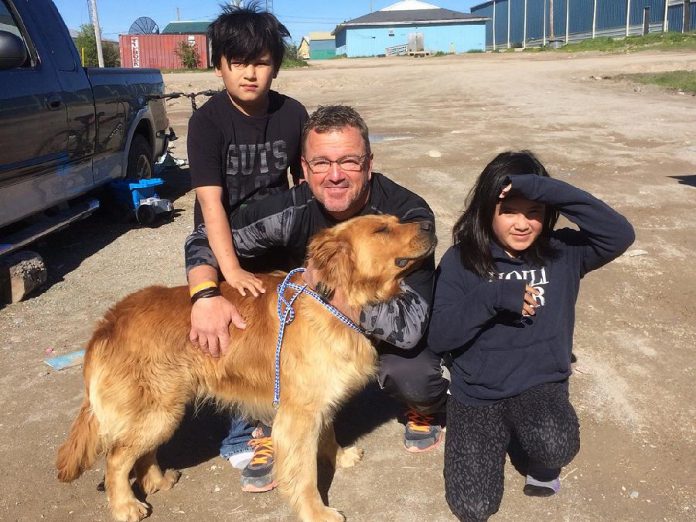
[240,428,276,493]
[403,408,444,453]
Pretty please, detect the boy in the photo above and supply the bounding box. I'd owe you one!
[185,3,307,492]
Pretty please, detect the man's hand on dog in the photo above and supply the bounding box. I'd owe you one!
[190,296,246,357]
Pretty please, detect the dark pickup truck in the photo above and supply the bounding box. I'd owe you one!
[0,0,171,260]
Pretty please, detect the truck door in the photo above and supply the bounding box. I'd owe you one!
[0,0,70,227]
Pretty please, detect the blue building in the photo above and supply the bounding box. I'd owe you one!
[333,0,488,57]
[470,0,694,50]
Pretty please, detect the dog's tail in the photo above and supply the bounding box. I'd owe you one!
[56,333,105,483]
[56,394,101,482]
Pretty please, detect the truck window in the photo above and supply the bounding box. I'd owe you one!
[0,1,33,67]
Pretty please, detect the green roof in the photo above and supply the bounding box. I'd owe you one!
[161,21,211,34]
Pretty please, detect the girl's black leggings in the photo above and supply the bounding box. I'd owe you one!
[444,382,580,522]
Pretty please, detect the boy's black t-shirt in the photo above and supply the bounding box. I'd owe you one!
[187,89,308,226]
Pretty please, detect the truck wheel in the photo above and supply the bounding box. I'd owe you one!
[127,134,153,180]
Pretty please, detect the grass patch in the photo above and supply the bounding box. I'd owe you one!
[549,31,696,53]
[282,57,309,68]
[619,70,696,94]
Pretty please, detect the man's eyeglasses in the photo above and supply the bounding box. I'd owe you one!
[303,154,369,174]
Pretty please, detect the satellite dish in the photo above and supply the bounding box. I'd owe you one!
[129,17,160,35]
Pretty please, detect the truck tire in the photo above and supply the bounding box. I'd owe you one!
[127,134,153,180]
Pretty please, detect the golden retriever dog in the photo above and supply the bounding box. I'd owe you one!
[56,214,436,522]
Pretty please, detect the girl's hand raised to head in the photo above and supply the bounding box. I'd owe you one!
[499,183,512,199]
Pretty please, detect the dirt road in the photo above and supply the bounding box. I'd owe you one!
[1,51,695,521]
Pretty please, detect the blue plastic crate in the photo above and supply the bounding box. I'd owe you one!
[110,178,165,210]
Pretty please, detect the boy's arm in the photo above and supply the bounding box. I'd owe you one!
[187,187,265,358]
[290,106,309,185]
[197,186,264,296]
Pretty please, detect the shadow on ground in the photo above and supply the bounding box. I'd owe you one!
[23,166,190,297]
[670,174,696,188]
[157,381,403,471]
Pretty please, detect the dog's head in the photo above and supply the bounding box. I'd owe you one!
[306,214,436,308]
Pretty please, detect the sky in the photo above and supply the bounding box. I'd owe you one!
[53,0,482,44]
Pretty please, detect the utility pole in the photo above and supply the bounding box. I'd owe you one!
[176,7,180,21]
[548,0,555,42]
[87,0,104,67]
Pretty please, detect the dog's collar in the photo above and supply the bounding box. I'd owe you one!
[273,268,365,407]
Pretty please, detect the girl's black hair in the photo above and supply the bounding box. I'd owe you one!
[452,150,559,278]
[209,2,289,71]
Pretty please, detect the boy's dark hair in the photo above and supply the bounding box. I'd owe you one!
[452,150,559,278]
[208,1,289,71]
[302,105,371,155]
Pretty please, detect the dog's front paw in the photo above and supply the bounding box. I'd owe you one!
[336,445,364,468]
[159,469,182,491]
[314,507,346,522]
[139,468,181,495]
[111,499,150,522]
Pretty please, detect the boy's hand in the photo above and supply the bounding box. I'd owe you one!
[224,267,266,297]
[190,296,247,357]
[521,284,539,317]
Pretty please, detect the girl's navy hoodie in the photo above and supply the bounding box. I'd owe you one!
[428,174,635,405]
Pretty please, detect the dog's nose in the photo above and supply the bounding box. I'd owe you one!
[419,221,433,232]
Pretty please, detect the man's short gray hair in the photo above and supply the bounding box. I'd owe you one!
[302,105,371,155]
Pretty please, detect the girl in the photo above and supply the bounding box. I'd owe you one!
[428,151,634,521]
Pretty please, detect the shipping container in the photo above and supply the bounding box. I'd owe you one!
[118,34,209,70]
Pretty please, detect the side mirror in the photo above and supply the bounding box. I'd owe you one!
[0,30,28,70]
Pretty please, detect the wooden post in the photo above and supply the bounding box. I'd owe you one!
[626,0,632,37]
[0,251,47,304]
[549,0,555,41]
[684,0,691,33]
[663,0,669,32]
[643,6,650,35]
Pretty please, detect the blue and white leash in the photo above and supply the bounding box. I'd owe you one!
[273,267,366,408]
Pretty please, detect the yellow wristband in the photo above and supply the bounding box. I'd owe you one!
[189,280,218,297]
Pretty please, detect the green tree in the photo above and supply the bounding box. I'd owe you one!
[74,24,120,67]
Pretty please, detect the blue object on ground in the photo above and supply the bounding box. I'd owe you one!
[109,178,165,210]
[44,349,86,370]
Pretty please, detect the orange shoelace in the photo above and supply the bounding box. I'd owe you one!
[247,436,274,466]
[406,410,434,433]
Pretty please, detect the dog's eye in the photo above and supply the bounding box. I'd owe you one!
[374,225,389,234]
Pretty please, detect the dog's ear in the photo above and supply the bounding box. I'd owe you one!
[306,229,354,293]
